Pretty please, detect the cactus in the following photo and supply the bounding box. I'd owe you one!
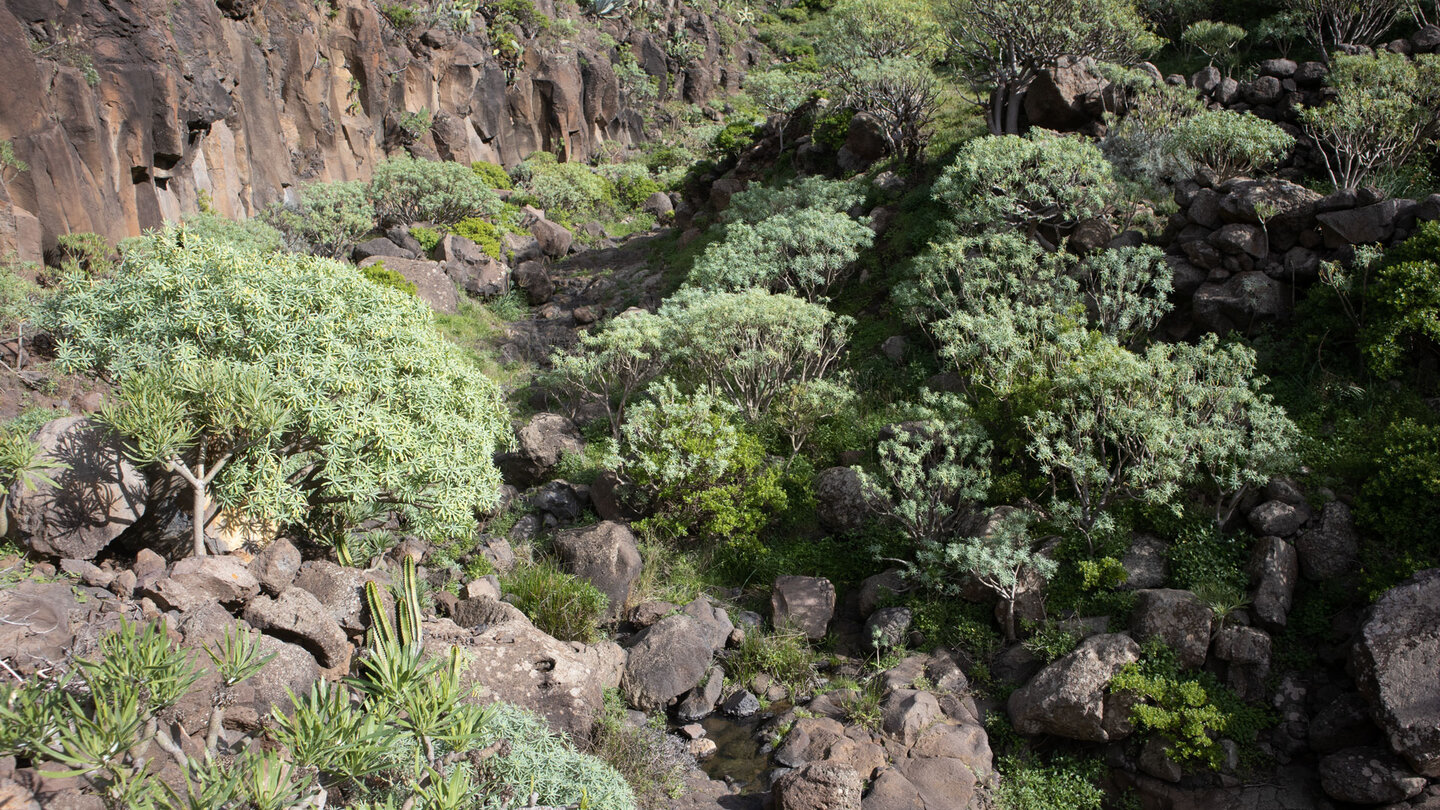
[364,555,424,649]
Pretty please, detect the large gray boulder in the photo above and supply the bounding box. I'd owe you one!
[1249,536,1299,631]
[683,595,735,654]
[1319,747,1426,804]
[169,555,261,604]
[530,218,574,258]
[1130,589,1213,669]
[1296,502,1358,581]
[1008,633,1140,741]
[814,467,870,534]
[772,575,836,641]
[497,412,584,487]
[427,601,623,740]
[5,417,148,560]
[774,761,862,810]
[357,256,458,314]
[1352,568,1440,777]
[621,614,713,711]
[293,560,387,634]
[242,586,352,671]
[552,520,642,622]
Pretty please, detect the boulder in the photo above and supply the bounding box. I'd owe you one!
[293,560,384,634]
[169,555,260,604]
[242,586,352,671]
[1130,589,1212,669]
[5,417,148,560]
[351,237,415,263]
[1249,536,1299,631]
[553,520,642,622]
[530,218,574,258]
[858,569,907,617]
[721,689,761,717]
[1309,693,1383,754]
[1120,534,1170,590]
[774,761,862,810]
[1210,223,1266,258]
[1192,271,1287,334]
[642,191,673,219]
[357,256,458,314]
[843,113,889,163]
[512,260,554,305]
[676,665,725,721]
[621,614,713,711]
[1007,633,1140,741]
[1295,501,1358,580]
[870,724,993,810]
[529,480,582,522]
[865,607,912,652]
[1319,747,1426,805]
[1024,55,1108,131]
[814,467,870,535]
[178,604,320,716]
[1242,75,1284,106]
[683,595,735,653]
[1259,58,1298,78]
[497,412,584,487]
[249,537,301,595]
[1247,499,1310,537]
[1352,568,1440,776]
[882,689,943,746]
[1218,179,1322,233]
[0,582,82,675]
[427,605,622,740]
[1319,200,1416,245]
[772,575,836,641]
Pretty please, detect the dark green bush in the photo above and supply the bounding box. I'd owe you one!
[409,224,442,253]
[500,560,609,643]
[453,217,504,260]
[712,121,761,159]
[54,232,113,276]
[995,752,1106,810]
[812,108,856,151]
[722,625,816,697]
[1362,223,1440,378]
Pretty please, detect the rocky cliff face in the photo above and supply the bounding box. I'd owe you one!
[0,0,753,256]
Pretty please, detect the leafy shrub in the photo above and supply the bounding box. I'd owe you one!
[1021,621,1082,664]
[397,108,433,140]
[599,162,662,210]
[263,180,375,259]
[360,260,418,297]
[1169,109,1295,181]
[1300,51,1440,191]
[501,560,610,642]
[368,154,503,226]
[548,309,671,440]
[55,233,114,277]
[514,151,614,220]
[471,160,513,189]
[177,211,283,255]
[409,224,443,253]
[44,229,510,549]
[1361,222,1440,378]
[690,207,873,301]
[1110,640,1271,768]
[1182,20,1247,72]
[1100,66,1208,192]
[453,217,505,260]
[933,129,1114,238]
[660,287,853,422]
[813,108,857,151]
[381,2,420,28]
[995,753,1106,810]
[712,120,761,159]
[607,382,786,547]
[1356,418,1440,584]
[479,702,636,808]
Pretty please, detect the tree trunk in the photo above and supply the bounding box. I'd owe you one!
[192,481,207,557]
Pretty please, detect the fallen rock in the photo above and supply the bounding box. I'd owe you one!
[1249,536,1299,631]
[621,614,713,711]
[5,417,148,560]
[1319,747,1426,805]
[1192,271,1287,334]
[0,582,82,675]
[773,761,862,810]
[722,689,761,717]
[858,569,906,618]
[1352,568,1440,777]
[1130,589,1212,669]
[772,575,836,641]
[497,412,584,487]
[170,555,260,604]
[1248,500,1310,537]
[530,218,574,258]
[512,260,554,304]
[292,560,384,634]
[814,467,870,535]
[1120,534,1170,590]
[1008,633,1140,741]
[1296,502,1358,580]
[882,689,942,746]
[683,595,735,653]
[865,607,912,651]
[249,538,301,595]
[242,586,351,671]
[676,665,725,721]
[553,520,641,622]
[357,256,458,314]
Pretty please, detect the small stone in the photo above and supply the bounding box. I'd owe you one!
[722,690,761,718]
[680,723,706,740]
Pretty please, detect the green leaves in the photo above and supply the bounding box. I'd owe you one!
[46,228,511,547]
[690,207,874,301]
[262,179,375,259]
[368,154,503,226]
[1168,110,1295,182]
[204,625,277,687]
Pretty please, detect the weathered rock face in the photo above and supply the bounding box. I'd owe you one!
[497,412,584,488]
[774,761,863,810]
[6,417,148,560]
[0,0,754,255]
[1352,568,1440,777]
[772,575,837,641]
[1008,633,1140,741]
[813,466,870,535]
[426,602,623,740]
[621,613,713,711]
[1319,747,1427,805]
[552,520,642,622]
[1130,589,1213,669]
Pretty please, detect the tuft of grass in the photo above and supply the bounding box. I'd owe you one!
[500,559,609,643]
[722,625,817,698]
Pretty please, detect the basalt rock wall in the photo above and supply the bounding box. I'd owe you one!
[0,0,753,257]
